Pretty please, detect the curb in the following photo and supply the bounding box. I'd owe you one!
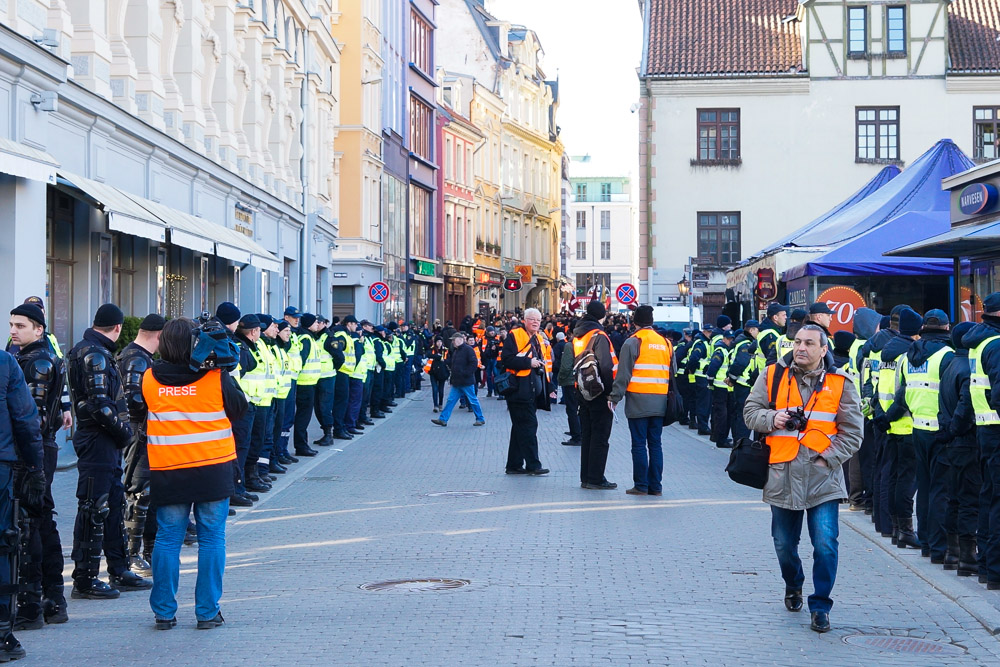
[842,510,1000,635]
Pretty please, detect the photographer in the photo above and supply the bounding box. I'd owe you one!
[743,324,862,634]
[142,318,247,630]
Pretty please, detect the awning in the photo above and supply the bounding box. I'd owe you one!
[0,138,59,184]
[57,171,167,243]
[133,198,215,254]
[887,215,1000,259]
[212,224,281,272]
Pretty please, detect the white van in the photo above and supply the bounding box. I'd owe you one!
[651,305,701,334]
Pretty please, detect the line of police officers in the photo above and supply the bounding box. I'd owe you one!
[2,296,425,643]
[672,293,1000,590]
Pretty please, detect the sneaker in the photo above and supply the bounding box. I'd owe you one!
[473,420,485,426]
[196,613,225,630]
[431,419,447,427]
[155,617,177,630]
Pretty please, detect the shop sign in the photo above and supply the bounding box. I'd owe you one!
[959,183,999,216]
[514,264,533,282]
[415,260,436,277]
[817,286,867,334]
[961,287,984,324]
[234,204,254,237]
[755,268,776,301]
[333,272,348,279]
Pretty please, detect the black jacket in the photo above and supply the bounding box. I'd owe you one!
[962,316,1000,417]
[67,328,132,448]
[573,317,616,400]
[885,331,953,423]
[146,361,248,506]
[859,328,898,400]
[727,334,758,385]
[15,338,65,443]
[447,344,478,387]
[0,351,43,470]
[685,333,711,376]
[482,336,500,361]
[871,333,916,426]
[118,342,155,439]
[940,348,975,447]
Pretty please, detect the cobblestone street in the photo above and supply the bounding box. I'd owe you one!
[26,389,1000,665]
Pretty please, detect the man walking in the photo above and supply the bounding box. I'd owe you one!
[744,324,863,633]
[431,333,485,427]
[609,306,670,496]
[573,301,618,490]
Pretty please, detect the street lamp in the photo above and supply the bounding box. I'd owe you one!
[676,277,689,296]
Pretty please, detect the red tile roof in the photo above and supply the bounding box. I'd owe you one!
[643,0,803,78]
[948,0,1000,73]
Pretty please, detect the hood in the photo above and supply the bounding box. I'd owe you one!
[882,333,914,361]
[573,316,603,337]
[151,360,209,387]
[867,327,897,353]
[962,316,1000,349]
[906,332,951,366]
[853,308,880,340]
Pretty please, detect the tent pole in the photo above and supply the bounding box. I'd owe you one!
[953,258,961,323]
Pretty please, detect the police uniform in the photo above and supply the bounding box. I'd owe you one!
[369,329,388,418]
[684,330,714,434]
[117,339,156,575]
[344,322,367,431]
[330,324,354,438]
[292,315,321,457]
[705,333,736,447]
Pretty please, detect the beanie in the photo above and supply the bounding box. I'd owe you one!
[633,305,654,327]
[93,303,124,328]
[257,314,274,329]
[898,308,923,337]
[216,301,241,325]
[879,315,891,331]
[586,300,606,320]
[952,321,976,349]
[984,292,1000,314]
[238,314,261,330]
[300,313,317,329]
[10,304,45,329]
[716,314,731,329]
[833,330,856,354]
[277,320,290,332]
[139,313,166,332]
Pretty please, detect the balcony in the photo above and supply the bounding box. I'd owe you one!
[571,193,631,204]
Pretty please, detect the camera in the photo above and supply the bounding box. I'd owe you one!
[190,312,240,372]
[784,407,808,432]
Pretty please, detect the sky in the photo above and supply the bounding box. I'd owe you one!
[490,0,643,181]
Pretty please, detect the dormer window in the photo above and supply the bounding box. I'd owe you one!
[887,6,906,55]
[848,6,867,56]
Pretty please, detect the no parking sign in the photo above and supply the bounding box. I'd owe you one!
[369,282,389,303]
[616,283,637,306]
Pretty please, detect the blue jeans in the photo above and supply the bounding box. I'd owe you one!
[628,416,663,493]
[440,385,484,422]
[770,499,839,613]
[430,377,445,408]
[485,359,497,395]
[150,499,229,622]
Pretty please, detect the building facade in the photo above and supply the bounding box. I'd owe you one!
[566,161,637,309]
[0,0,341,346]
[637,0,1000,312]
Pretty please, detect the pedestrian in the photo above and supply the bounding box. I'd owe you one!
[481,327,500,397]
[743,324,863,634]
[573,301,619,490]
[67,303,152,599]
[609,305,670,496]
[558,333,581,447]
[431,333,485,427]
[0,347,46,660]
[426,338,448,412]
[143,317,247,630]
[502,308,554,476]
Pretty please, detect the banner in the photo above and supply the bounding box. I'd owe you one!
[817,286,867,335]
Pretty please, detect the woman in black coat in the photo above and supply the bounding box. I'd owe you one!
[426,338,449,412]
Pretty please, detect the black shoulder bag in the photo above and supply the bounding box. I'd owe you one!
[494,336,531,398]
[724,365,780,489]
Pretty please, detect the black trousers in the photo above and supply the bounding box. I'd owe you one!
[579,394,614,485]
[294,383,317,453]
[505,400,542,472]
[872,428,890,532]
[332,372,350,431]
[913,428,948,557]
[944,444,981,537]
[72,465,128,578]
[682,378,697,424]
[890,433,917,521]
[694,377,711,432]
[380,369,395,408]
[23,445,64,605]
[710,386,733,444]
[730,384,751,441]
[848,421,875,505]
[563,386,581,440]
[247,403,273,470]
[314,376,335,428]
[360,371,373,418]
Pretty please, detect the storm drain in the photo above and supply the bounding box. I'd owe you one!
[300,475,341,482]
[359,578,470,592]
[843,635,966,656]
[423,491,495,498]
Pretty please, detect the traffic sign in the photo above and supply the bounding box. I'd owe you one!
[615,283,637,305]
[368,282,389,303]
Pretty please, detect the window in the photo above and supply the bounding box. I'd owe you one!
[600,183,611,202]
[576,241,586,260]
[410,185,431,257]
[856,107,899,162]
[410,10,432,74]
[600,241,611,260]
[576,183,587,201]
[442,86,452,107]
[445,137,452,179]
[974,107,1000,161]
[848,6,867,55]
[600,211,611,229]
[409,97,433,161]
[261,269,270,313]
[697,109,740,161]
[576,211,586,229]
[697,213,741,265]
[887,7,906,54]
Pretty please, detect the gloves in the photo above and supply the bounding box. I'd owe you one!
[860,397,872,419]
[873,415,890,433]
[20,469,47,513]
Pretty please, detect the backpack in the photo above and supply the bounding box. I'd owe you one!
[573,333,606,402]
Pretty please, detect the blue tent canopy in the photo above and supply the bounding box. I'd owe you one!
[782,139,974,281]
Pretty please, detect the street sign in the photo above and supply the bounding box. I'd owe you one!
[503,276,522,292]
[615,283,637,305]
[657,295,682,303]
[693,272,710,281]
[693,280,709,288]
[368,282,389,303]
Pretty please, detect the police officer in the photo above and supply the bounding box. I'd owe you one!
[281,307,308,460]
[726,320,759,442]
[673,329,693,427]
[8,304,68,627]
[771,309,807,363]
[705,329,736,448]
[215,302,258,507]
[313,317,345,445]
[67,304,151,599]
[0,347,46,660]
[846,308,881,513]
[292,314,321,457]
[756,303,787,366]
[370,326,388,419]
[117,314,164,577]
[255,315,283,476]
[330,317,356,440]
[271,320,300,466]
[357,321,378,424]
[342,317,367,435]
[684,323,716,437]
[241,315,277,489]
[381,323,400,412]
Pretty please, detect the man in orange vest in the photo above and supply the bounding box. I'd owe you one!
[573,301,619,490]
[142,318,247,630]
[501,308,555,476]
[609,306,671,496]
[743,324,863,634]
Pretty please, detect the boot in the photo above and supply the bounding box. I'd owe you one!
[943,533,960,571]
[315,427,334,447]
[958,536,979,577]
[889,516,899,544]
[71,577,120,600]
[896,517,921,549]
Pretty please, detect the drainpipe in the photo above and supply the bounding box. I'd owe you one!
[299,29,311,309]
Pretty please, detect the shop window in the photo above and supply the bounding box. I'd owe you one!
[974,107,1000,161]
[283,259,293,309]
[199,256,209,314]
[856,107,899,162]
[848,6,867,56]
[887,7,906,55]
[697,213,741,265]
[696,109,740,163]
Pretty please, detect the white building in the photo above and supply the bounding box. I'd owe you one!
[565,157,638,309]
[637,0,1000,322]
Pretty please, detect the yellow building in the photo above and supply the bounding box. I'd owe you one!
[329,0,384,321]
[469,79,506,314]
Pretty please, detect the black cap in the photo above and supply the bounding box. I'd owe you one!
[216,301,241,325]
[343,315,358,325]
[139,314,166,332]
[984,292,1000,314]
[586,300,607,319]
[766,303,788,318]
[257,314,274,329]
[300,313,317,329]
[789,309,808,322]
[330,316,340,325]
[10,304,45,329]
[22,296,44,310]
[809,302,834,315]
[277,321,290,331]
[93,303,124,327]
[238,314,262,330]
[360,319,373,328]
[385,321,398,331]
[284,306,302,318]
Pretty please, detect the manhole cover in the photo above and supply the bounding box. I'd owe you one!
[423,491,495,498]
[844,635,966,656]
[359,578,470,592]
[300,476,341,482]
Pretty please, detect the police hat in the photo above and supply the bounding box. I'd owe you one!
[808,302,834,315]
[238,314,262,330]
[744,319,760,330]
[284,306,302,318]
[257,314,274,329]
[343,315,358,325]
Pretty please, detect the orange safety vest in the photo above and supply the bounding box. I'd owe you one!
[473,344,483,369]
[626,328,671,395]
[142,369,237,472]
[764,365,846,465]
[510,328,554,378]
[571,329,619,379]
